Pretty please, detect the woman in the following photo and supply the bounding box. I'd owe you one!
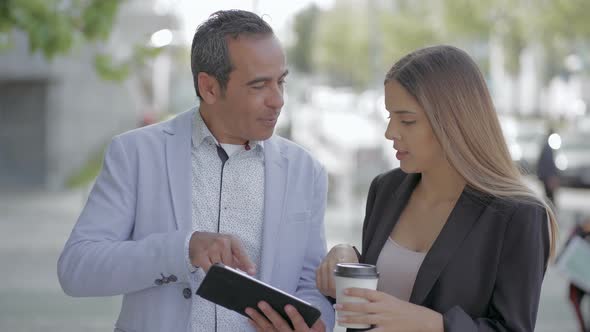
[316,45,558,332]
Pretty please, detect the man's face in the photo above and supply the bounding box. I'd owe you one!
[215,34,287,142]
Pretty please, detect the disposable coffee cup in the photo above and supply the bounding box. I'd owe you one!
[334,263,379,329]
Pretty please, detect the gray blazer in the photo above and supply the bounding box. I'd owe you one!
[359,169,550,332]
[58,108,335,332]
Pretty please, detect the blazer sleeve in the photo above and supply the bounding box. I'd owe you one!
[294,165,335,329]
[57,136,193,297]
[442,203,550,332]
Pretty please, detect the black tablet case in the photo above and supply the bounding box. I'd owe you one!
[196,263,322,328]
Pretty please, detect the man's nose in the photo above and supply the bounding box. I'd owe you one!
[266,85,284,110]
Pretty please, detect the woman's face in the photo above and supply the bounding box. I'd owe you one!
[384,80,445,174]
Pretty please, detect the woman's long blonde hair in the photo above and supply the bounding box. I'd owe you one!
[385,45,558,259]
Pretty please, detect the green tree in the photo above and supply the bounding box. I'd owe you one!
[536,0,590,78]
[379,2,438,68]
[313,0,438,90]
[314,1,371,89]
[442,0,590,78]
[0,0,119,58]
[294,0,590,91]
[0,0,162,81]
[288,4,320,74]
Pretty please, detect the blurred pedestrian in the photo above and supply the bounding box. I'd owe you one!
[57,10,333,332]
[316,45,557,332]
[536,128,560,207]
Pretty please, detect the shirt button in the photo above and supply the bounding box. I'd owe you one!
[183,288,192,299]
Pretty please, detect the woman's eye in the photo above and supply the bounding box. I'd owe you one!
[401,121,416,125]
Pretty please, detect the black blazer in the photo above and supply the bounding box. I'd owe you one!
[359,169,550,332]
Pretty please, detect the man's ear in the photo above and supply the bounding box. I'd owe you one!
[197,72,221,104]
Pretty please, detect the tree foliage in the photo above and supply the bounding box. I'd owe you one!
[313,0,438,90]
[291,0,590,90]
[288,4,320,74]
[0,0,163,81]
[0,0,119,58]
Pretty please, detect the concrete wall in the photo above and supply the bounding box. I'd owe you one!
[0,1,180,190]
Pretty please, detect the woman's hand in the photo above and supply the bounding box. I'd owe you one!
[334,288,443,332]
[315,244,359,298]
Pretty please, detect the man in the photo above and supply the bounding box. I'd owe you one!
[58,10,334,332]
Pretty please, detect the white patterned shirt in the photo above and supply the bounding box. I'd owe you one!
[186,110,265,331]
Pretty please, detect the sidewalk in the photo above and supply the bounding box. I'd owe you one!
[0,189,120,332]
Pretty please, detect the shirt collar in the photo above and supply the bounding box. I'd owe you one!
[192,109,264,150]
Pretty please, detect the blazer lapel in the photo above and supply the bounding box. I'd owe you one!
[259,137,287,283]
[164,109,194,231]
[409,189,487,304]
[363,173,420,265]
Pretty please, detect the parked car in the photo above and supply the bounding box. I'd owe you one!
[555,131,590,187]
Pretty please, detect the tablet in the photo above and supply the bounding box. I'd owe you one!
[196,263,322,328]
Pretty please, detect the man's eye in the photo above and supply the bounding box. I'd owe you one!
[401,121,416,125]
[251,85,264,90]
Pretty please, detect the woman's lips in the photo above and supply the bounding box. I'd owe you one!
[396,151,409,160]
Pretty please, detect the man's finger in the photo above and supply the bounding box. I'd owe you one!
[209,251,222,266]
[230,237,256,275]
[310,319,326,332]
[284,305,311,331]
[219,245,233,267]
[258,301,291,331]
[246,307,274,331]
[197,254,213,272]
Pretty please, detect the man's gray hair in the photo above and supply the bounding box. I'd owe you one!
[191,10,274,100]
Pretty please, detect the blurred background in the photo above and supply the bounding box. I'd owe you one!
[1,0,590,331]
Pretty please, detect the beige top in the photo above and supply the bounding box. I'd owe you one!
[376,237,427,302]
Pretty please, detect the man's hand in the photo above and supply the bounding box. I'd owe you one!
[316,244,358,298]
[188,232,256,275]
[246,302,326,332]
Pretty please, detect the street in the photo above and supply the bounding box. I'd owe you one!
[0,181,589,331]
